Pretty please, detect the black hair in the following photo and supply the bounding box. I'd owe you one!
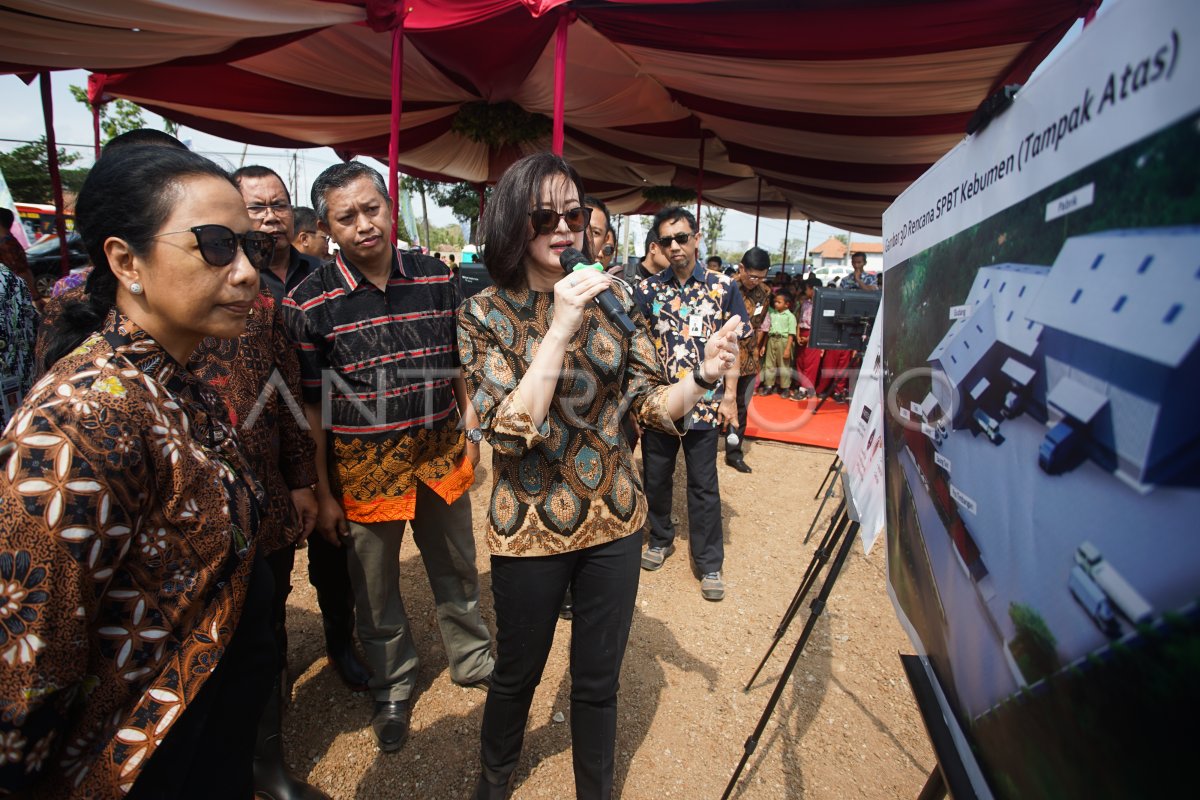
[642,227,658,259]
[740,246,770,272]
[706,255,722,266]
[775,290,794,306]
[650,206,696,237]
[806,276,824,289]
[41,146,233,371]
[292,206,319,234]
[103,128,187,153]
[310,161,387,224]
[0,207,12,230]
[583,195,613,236]
[232,165,291,203]
[480,152,591,291]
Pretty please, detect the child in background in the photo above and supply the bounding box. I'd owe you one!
[794,276,823,398]
[756,291,798,397]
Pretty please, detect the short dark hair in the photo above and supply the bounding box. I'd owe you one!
[310,161,388,224]
[806,276,824,289]
[583,195,613,235]
[103,128,187,153]
[43,147,233,370]
[642,227,658,258]
[740,247,770,272]
[775,291,793,306]
[651,206,696,237]
[231,164,291,203]
[706,255,722,267]
[0,207,13,230]
[851,251,866,261]
[480,152,591,291]
[292,206,319,234]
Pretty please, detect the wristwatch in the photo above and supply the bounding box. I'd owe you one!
[693,364,720,390]
[465,427,484,444]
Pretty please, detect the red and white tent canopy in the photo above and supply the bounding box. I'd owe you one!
[1,0,1094,232]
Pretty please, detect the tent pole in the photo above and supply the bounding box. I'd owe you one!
[552,11,570,155]
[753,176,762,246]
[387,18,406,246]
[92,104,101,159]
[802,219,812,275]
[39,71,69,282]
[696,131,705,238]
[781,204,791,265]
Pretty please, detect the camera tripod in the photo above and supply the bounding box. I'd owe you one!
[722,505,860,799]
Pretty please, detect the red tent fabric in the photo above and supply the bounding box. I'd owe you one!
[0,0,1092,232]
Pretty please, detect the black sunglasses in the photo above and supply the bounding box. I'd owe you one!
[655,232,692,248]
[529,206,591,236]
[154,224,275,270]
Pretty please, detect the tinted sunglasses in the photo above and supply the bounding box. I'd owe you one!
[154,224,275,270]
[529,206,591,236]
[655,232,692,248]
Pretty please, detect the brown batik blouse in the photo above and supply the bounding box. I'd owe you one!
[0,311,263,798]
[190,288,316,555]
[457,284,683,557]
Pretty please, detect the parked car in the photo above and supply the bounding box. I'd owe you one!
[26,231,90,298]
[810,264,852,285]
[458,260,493,298]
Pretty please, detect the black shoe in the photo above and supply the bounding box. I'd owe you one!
[725,456,752,473]
[254,676,331,800]
[454,672,493,691]
[326,643,371,692]
[559,586,573,620]
[372,700,410,752]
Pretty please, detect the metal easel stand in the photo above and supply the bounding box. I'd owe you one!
[721,509,860,800]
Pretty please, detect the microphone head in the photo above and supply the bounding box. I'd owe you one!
[559,246,588,273]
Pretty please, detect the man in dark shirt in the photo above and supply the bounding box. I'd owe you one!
[634,207,747,602]
[291,205,332,265]
[726,247,773,472]
[232,166,370,699]
[284,162,493,754]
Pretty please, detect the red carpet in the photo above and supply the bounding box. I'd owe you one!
[743,393,849,449]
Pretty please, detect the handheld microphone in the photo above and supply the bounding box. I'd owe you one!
[559,247,637,337]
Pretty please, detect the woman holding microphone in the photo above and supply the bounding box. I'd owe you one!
[458,152,740,799]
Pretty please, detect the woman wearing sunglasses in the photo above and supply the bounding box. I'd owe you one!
[0,146,279,798]
[459,152,740,799]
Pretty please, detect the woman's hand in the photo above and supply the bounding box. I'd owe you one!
[700,315,742,383]
[549,269,615,340]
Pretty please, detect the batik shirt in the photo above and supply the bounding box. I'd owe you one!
[284,248,471,523]
[190,287,316,555]
[0,311,263,798]
[736,280,772,377]
[839,271,879,290]
[1,265,38,427]
[634,264,749,430]
[458,285,681,556]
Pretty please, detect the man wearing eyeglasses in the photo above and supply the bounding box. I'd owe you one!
[633,207,748,602]
[232,167,372,701]
[292,205,332,264]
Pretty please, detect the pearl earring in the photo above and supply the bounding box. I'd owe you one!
[130,282,143,295]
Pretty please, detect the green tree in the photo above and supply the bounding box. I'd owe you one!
[402,175,437,249]
[702,205,725,259]
[0,138,81,202]
[69,85,150,144]
[432,182,492,243]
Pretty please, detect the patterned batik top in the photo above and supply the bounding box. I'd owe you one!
[633,264,749,429]
[0,311,263,798]
[190,287,316,555]
[283,248,471,523]
[1,265,38,427]
[736,280,772,376]
[458,285,682,557]
[839,271,879,290]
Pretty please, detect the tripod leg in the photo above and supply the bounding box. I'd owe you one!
[812,455,841,500]
[722,517,860,800]
[803,468,843,544]
[745,502,847,691]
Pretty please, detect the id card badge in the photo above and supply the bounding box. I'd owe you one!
[753,303,764,317]
[689,314,706,338]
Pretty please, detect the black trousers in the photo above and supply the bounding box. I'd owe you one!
[479,532,641,800]
[127,555,276,799]
[642,427,724,574]
[725,373,757,456]
[306,529,358,648]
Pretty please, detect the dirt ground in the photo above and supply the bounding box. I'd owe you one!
[281,438,934,799]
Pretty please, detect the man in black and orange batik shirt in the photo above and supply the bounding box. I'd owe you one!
[283,163,494,754]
